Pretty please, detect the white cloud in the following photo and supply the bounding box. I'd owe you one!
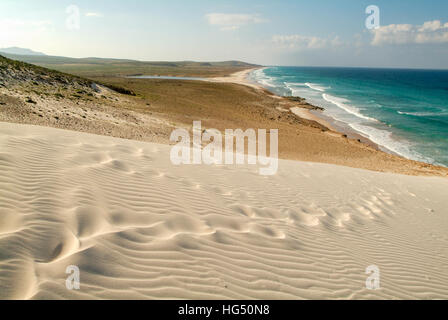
[371,20,448,45]
[272,34,342,49]
[85,12,103,18]
[205,13,266,31]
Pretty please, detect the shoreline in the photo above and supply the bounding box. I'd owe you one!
[229,67,420,160]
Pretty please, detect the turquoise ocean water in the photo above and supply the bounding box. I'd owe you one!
[250,67,448,166]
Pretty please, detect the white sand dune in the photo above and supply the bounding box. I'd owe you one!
[0,121,448,300]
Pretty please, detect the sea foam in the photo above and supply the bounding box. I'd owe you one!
[322,94,378,122]
[251,66,448,166]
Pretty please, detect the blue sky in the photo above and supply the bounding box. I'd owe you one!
[1,0,448,68]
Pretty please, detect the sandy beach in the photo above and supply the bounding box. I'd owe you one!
[2,56,447,178]
[209,68,264,90]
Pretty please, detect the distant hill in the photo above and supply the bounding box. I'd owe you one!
[0,47,46,56]
[0,52,260,78]
[0,53,258,68]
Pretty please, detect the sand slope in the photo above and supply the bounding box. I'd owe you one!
[0,122,447,300]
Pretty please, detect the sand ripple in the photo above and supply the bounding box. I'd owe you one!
[0,122,448,299]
